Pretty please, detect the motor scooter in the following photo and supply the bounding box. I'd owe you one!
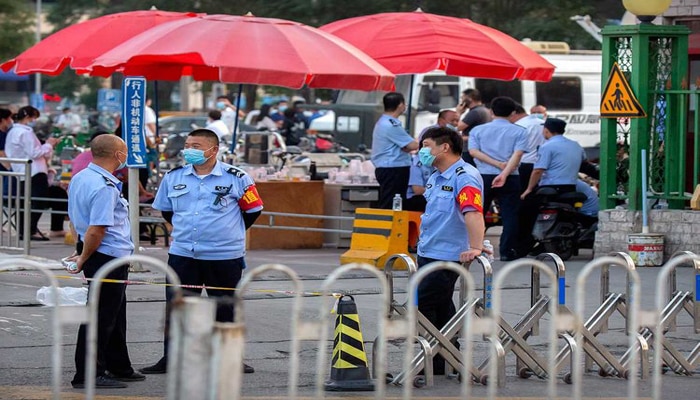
[531,187,597,260]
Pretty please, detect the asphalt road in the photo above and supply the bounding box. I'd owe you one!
[0,230,698,399]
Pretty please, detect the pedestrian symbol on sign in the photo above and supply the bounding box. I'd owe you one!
[600,63,646,118]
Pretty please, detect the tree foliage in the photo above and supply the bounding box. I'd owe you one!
[31,0,625,109]
[0,0,34,62]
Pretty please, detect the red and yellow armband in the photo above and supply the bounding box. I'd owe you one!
[238,185,264,211]
[457,186,483,213]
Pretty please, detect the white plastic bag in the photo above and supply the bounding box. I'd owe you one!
[36,286,88,306]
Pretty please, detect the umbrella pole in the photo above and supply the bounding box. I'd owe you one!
[230,83,243,155]
[153,81,161,184]
[406,74,415,135]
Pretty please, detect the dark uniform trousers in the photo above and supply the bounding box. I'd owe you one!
[72,251,133,384]
[481,174,521,257]
[416,255,460,375]
[375,166,410,209]
[160,254,245,358]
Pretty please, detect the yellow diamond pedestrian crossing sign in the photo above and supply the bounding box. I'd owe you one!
[600,62,646,118]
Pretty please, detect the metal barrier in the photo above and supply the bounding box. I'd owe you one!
[0,258,69,400]
[401,261,481,399]
[83,255,182,400]
[312,263,391,399]
[386,256,495,388]
[651,251,700,400]
[225,264,305,400]
[572,256,642,400]
[489,258,565,399]
[0,158,32,254]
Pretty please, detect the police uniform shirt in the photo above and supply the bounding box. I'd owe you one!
[407,154,433,199]
[575,180,599,217]
[371,114,414,168]
[516,115,545,164]
[153,161,264,260]
[68,163,134,257]
[468,119,528,175]
[418,159,484,262]
[535,135,585,186]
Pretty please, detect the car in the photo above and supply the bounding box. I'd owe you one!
[157,114,208,136]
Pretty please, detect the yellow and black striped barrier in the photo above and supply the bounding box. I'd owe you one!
[340,208,420,269]
[324,295,374,391]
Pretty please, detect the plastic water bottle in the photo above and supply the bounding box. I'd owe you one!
[392,194,403,211]
[482,240,495,262]
[61,257,79,272]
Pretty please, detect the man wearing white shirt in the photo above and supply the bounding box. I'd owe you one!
[205,110,230,142]
[55,107,82,134]
[512,104,546,191]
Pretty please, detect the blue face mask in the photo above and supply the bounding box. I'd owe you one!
[532,113,545,120]
[116,152,127,170]
[278,105,288,113]
[418,147,436,167]
[445,123,457,132]
[216,101,226,110]
[183,147,213,165]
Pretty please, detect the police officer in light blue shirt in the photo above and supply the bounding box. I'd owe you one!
[141,129,262,375]
[67,134,141,389]
[416,126,486,375]
[404,153,433,212]
[371,92,418,209]
[575,179,599,218]
[468,96,528,261]
[519,118,587,254]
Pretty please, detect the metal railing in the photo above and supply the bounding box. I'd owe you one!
[0,158,32,255]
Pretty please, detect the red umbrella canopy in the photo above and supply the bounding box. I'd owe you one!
[1,10,200,75]
[320,10,555,82]
[88,14,395,91]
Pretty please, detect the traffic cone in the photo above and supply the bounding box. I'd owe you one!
[324,295,374,391]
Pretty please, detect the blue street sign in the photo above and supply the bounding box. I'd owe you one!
[122,77,147,168]
[30,93,45,111]
[97,88,122,113]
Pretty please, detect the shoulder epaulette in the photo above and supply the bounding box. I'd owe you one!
[389,118,401,127]
[455,166,466,176]
[102,176,116,188]
[167,165,184,174]
[226,166,246,178]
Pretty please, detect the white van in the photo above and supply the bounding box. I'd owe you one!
[312,42,603,151]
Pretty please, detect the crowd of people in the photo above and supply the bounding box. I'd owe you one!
[0,88,603,388]
[369,89,600,376]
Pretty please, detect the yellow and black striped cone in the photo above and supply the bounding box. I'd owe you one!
[324,295,374,391]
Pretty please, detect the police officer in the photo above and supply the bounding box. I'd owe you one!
[468,97,528,261]
[68,134,143,389]
[416,126,487,375]
[519,118,587,253]
[371,92,418,209]
[141,129,263,375]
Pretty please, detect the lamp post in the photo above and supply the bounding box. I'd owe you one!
[622,0,672,23]
[599,0,689,212]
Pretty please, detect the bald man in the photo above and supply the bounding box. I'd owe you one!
[68,135,143,389]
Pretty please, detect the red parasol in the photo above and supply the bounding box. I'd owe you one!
[320,9,555,82]
[87,14,395,91]
[1,9,200,75]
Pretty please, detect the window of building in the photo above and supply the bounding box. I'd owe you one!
[536,76,583,111]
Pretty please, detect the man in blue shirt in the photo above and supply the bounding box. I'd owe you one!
[519,118,587,253]
[141,129,263,375]
[468,97,528,261]
[417,126,487,375]
[371,92,418,209]
[68,134,142,389]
